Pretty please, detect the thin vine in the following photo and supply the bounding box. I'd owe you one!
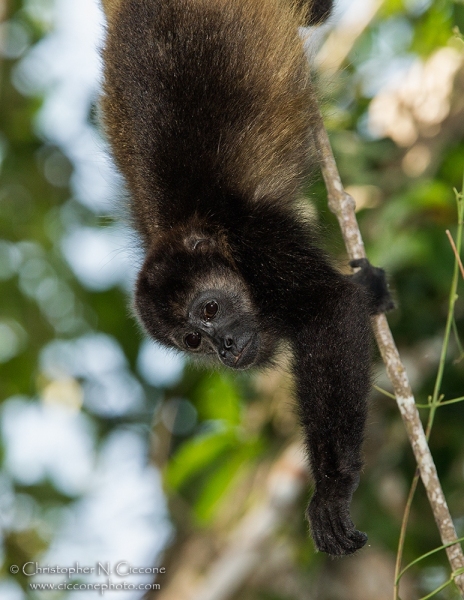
[394,178,464,599]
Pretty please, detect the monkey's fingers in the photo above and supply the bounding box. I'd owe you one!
[306,494,368,556]
[349,258,395,315]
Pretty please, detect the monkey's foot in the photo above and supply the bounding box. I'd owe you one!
[306,494,368,556]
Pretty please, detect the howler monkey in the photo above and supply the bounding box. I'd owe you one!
[100,0,392,556]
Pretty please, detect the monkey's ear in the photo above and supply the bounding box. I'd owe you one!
[183,235,216,252]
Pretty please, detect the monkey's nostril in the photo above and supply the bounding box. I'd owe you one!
[224,337,233,349]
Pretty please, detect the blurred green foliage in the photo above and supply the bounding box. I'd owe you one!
[1,0,464,599]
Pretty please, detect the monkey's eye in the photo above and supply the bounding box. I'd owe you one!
[185,332,201,349]
[203,300,218,320]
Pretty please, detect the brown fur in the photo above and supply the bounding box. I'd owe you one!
[100,0,316,244]
[100,0,123,19]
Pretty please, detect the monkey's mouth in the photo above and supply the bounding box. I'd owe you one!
[231,334,259,370]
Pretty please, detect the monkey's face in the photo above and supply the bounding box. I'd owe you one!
[134,246,270,370]
[177,287,261,370]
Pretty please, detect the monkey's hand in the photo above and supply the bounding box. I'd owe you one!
[349,258,395,315]
[306,476,368,556]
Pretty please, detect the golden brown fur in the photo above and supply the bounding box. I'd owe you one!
[100,0,316,241]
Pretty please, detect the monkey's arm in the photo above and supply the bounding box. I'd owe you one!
[292,281,370,556]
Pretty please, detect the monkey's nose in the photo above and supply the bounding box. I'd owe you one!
[224,337,234,349]
[220,336,240,357]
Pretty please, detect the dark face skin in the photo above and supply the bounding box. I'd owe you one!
[174,289,260,369]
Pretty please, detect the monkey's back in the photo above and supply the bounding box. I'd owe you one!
[102,0,314,240]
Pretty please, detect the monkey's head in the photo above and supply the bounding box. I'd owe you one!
[135,228,275,370]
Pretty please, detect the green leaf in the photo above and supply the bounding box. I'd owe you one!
[194,372,242,424]
[165,427,237,490]
[193,439,263,524]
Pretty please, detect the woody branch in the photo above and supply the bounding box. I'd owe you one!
[312,100,464,595]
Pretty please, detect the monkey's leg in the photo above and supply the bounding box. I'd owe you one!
[293,282,370,555]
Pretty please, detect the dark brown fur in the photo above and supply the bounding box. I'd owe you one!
[101,0,319,242]
[99,0,392,556]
